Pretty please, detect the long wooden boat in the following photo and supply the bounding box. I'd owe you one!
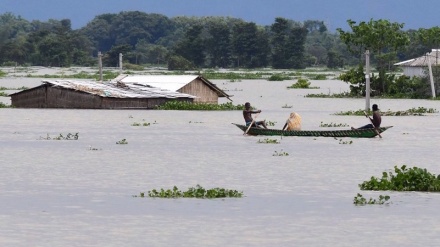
[233,123,392,138]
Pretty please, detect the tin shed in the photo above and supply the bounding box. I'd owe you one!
[115,75,231,103]
[10,80,195,109]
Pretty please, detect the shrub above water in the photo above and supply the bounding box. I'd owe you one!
[359,165,440,191]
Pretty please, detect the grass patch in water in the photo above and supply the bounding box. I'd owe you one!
[135,185,243,198]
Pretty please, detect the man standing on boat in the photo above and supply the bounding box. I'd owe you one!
[243,102,268,129]
[353,104,381,129]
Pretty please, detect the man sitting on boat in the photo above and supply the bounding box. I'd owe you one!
[352,104,381,129]
[282,112,302,131]
[243,102,268,129]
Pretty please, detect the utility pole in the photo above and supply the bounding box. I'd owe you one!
[365,50,371,111]
[98,51,103,82]
[119,53,123,74]
[427,52,436,98]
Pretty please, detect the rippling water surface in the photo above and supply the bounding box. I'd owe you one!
[1,77,440,246]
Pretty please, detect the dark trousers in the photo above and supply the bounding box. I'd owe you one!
[358,124,374,129]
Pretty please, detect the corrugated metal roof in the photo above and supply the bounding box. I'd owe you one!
[42,80,196,99]
[116,75,199,91]
[395,49,440,67]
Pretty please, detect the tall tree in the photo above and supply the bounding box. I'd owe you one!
[205,21,232,68]
[271,17,308,69]
[172,24,205,67]
[231,21,269,68]
[337,19,410,94]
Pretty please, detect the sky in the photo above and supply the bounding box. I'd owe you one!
[1,0,440,32]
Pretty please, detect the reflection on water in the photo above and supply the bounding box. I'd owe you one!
[1,78,440,246]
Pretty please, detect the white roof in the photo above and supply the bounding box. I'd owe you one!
[394,49,440,67]
[41,80,196,99]
[116,75,199,91]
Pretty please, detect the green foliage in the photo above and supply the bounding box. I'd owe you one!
[0,91,8,97]
[287,78,319,89]
[156,101,243,110]
[338,139,353,145]
[0,86,29,90]
[0,70,6,77]
[359,165,440,191]
[326,50,344,69]
[167,55,195,70]
[266,120,276,126]
[123,63,144,71]
[273,150,289,156]
[337,19,409,65]
[257,138,280,144]
[267,73,290,81]
[0,102,11,108]
[334,107,437,116]
[311,74,327,80]
[231,21,270,68]
[203,72,263,80]
[116,139,128,144]
[140,185,243,199]
[320,122,349,127]
[338,65,365,96]
[38,133,79,140]
[305,92,354,98]
[88,145,101,151]
[271,18,308,69]
[353,193,390,205]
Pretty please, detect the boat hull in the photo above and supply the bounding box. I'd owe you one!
[233,123,392,138]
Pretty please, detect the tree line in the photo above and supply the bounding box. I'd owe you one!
[0,11,346,69]
[0,11,438,72]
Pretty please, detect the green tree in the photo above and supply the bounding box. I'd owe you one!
[172,24,205,67]
[337,19,410,94]
[205,21,232,68]
[103,44,132,67]
[232,21,269,68]
[270,18,308,69]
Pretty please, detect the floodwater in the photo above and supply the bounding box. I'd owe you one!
[1,76,440,247]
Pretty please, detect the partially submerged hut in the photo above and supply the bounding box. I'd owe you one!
[114,75,231,104]
[394,49,440,77]
[10,80,196,109]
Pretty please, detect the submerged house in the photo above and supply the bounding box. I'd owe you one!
[394,49,440,77]
[114,75,231,104]
[10,80,196,109]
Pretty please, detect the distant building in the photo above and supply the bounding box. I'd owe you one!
[394,49,440,77]
[10,80,196,109]
[114,75,231,104]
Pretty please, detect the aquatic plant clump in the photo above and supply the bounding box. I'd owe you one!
[116,139,128,144]
[268,74,290,81]
[359,165,440,191]
[257,138,280,144]
[38,133,79,140]
[287,78,319,89]
[320,122,349,127]
[334,107,438,116]
[140,185,243,199]
[353,193,390,205]
[156,101,244,110]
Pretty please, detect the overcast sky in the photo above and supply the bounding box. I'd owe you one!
[1,0,439,31]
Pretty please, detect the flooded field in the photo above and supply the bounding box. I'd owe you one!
[1,74,440,246]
